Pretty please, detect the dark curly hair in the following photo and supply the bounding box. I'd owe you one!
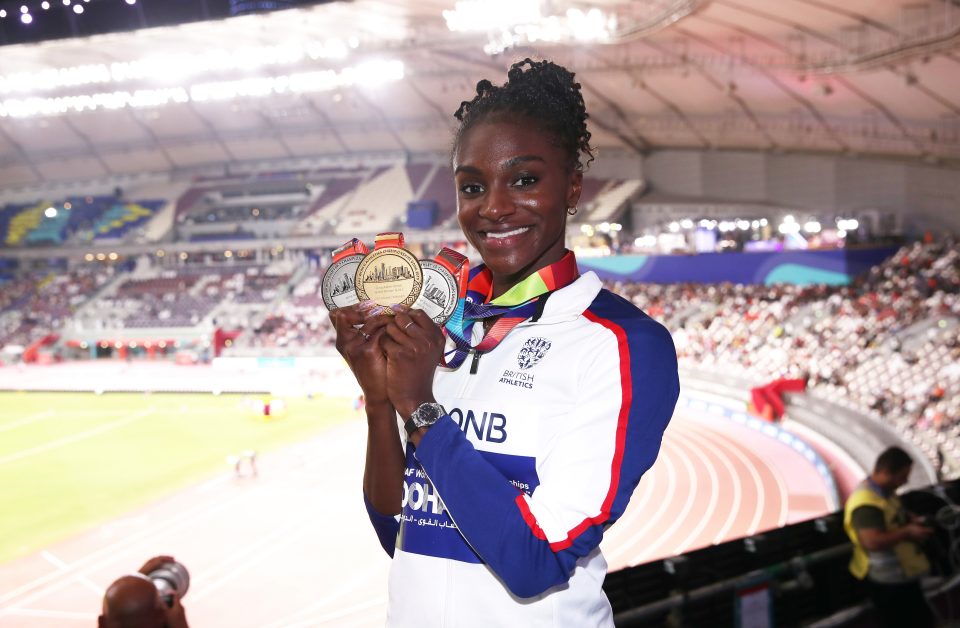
[453,58,595,172]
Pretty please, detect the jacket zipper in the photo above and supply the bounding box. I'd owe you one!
[469,349,481,375]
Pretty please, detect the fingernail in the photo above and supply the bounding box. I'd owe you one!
[391,304,407,312]
[358,300,377,310]
[368,306,387,316]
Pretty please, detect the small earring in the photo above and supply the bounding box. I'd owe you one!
[566,206,578,216]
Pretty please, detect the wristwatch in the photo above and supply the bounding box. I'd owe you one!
[404,402,446,437]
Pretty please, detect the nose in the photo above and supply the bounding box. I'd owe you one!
[478,182,516,222]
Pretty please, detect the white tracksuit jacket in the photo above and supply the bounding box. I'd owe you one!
[365,271,679,627]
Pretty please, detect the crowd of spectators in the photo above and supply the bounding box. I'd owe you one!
[1,240,955,477]
[81,262,295,330]
[615,239,960,476]
[0,265,115,349]
[229,273,334,352]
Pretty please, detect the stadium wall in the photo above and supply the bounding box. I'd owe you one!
[640,149,960,234]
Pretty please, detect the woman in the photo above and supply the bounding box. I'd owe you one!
[331,59,679,627]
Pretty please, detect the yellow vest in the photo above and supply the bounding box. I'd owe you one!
[843,481,930,581]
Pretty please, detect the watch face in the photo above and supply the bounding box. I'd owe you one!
[412,403,444,428]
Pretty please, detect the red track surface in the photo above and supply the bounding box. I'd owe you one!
[0,408,834,627]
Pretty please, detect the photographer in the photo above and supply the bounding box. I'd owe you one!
[843,447,934,628]
[98,556,189,628]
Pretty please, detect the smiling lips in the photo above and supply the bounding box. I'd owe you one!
[483,226,531,240]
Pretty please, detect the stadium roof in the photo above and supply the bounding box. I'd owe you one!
[0,0,958,187]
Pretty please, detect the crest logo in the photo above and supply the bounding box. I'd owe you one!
[517,337,551,370]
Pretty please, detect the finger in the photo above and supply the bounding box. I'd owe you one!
[331,301,378,330]
[407,308,442,335]
[138,556,173,574]
[383,317,419,349]
[359,315,393,337]
[380,333,406,357]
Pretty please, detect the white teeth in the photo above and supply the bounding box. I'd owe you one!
[486,227,529,239]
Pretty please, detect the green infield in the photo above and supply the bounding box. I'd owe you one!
[0,391,355,565]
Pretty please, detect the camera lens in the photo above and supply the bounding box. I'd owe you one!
[148,561,190,604]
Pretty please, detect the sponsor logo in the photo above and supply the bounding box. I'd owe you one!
[448,407,507,443]
[402,468,446,515]
[517,337,551,370]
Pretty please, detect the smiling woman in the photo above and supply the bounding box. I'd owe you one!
[328,58,680,628]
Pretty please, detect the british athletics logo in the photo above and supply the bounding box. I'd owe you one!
[517,337,551,370]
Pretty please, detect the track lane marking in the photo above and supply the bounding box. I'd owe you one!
[696,427,769,535]
[602,437,675,566]
[669,429,721,554]
[0,490,252,608]
[610,440,679,567]
[0,410,54,433]
[628,435,700,565]
[0,408,156,466]
[674,425,743,545]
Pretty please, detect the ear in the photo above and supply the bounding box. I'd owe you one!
[566,169,583,212]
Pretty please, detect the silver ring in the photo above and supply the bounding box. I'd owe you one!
[403,321,415,330]
[358,330,371,341]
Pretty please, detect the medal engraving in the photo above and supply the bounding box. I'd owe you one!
[414,260,459,325]
[355,247,423,307]
[321,254,364,310]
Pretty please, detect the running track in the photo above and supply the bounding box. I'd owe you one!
[0,407,835,627]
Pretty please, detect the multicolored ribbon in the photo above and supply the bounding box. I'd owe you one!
[442,251,579,368]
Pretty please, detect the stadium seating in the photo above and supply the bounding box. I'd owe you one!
[0,265,115,350]
[619,240,960,477]
[0,197,164,246]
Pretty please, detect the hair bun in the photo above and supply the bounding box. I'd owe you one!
[453,58,595,171]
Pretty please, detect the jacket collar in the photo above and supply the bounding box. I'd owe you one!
[530,271,603,324]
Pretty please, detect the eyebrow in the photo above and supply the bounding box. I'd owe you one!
[454,155,545,176]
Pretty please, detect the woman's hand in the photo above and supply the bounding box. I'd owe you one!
[380,306,446,418]
[330,302,394,408]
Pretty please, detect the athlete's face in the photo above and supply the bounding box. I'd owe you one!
[454,117,582,297]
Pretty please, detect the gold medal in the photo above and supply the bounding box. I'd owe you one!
[354,232,423,308]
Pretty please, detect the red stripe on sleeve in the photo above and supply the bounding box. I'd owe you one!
[511,310,633,553]
[514,494,548,541]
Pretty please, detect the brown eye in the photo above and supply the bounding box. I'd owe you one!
[512,175,538,188]
[459,183,483,195]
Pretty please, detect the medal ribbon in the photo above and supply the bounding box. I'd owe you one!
[442,251,579,368]
[374,232,404,249]
[434,248,469,299]
[331,238,369,263]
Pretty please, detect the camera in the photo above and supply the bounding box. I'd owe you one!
[147,561,190,608]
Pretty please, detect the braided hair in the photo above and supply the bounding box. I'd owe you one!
[453,58,595,172]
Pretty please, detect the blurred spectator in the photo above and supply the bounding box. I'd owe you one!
[98,555,189,628]
[842,447,934,628]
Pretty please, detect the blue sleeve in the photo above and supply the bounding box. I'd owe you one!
[364,492,399,558]
[414,314,679,598]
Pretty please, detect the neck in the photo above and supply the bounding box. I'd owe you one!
[868,474,890,495]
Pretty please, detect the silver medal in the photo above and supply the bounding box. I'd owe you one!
[322,254,364,311]
[414,260,459,325]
